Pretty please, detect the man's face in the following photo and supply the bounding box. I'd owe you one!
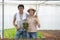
[29,10,34,16]
[18,7,24,14]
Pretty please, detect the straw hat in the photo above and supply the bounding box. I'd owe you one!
[27,8,36,13]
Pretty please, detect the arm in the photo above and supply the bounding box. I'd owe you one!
[13,14,19,29]
[35,17,40,28]
[13,18,17,27]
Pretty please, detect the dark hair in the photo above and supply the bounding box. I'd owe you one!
[18,4,24,9]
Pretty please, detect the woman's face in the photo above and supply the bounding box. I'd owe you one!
[29,10,34,16]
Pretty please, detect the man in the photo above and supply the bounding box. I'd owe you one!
[13,4,28,40]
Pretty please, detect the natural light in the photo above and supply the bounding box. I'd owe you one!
[0,1,60,39]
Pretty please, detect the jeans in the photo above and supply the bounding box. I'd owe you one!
[27,32,37,38]
[14,29,27,40]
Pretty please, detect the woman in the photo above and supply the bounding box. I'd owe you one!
[26,8,40,38]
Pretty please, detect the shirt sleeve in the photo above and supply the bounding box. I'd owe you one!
[26,13,29,17]
[14,13,16,19]
[25,13,29,21]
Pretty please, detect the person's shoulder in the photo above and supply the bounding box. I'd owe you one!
[14,12,19,15]
[14,13,17,18]
[25,13,29,17]
[26,14,29,16]
[34,15,38,20]
[34,15,37,18]
[23,12,27,14]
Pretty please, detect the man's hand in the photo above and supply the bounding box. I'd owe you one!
[14,24,19,30]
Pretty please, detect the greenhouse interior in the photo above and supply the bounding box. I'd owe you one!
[0,0,60,39]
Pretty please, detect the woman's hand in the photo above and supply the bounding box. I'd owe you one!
[38,24,40,28]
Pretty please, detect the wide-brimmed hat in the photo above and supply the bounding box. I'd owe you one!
[27,8,36,13]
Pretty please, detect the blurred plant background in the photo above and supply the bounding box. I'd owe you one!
[4,28,43,38]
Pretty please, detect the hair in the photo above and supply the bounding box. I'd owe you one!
[27,8,36,13]
[18,4,24,9]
